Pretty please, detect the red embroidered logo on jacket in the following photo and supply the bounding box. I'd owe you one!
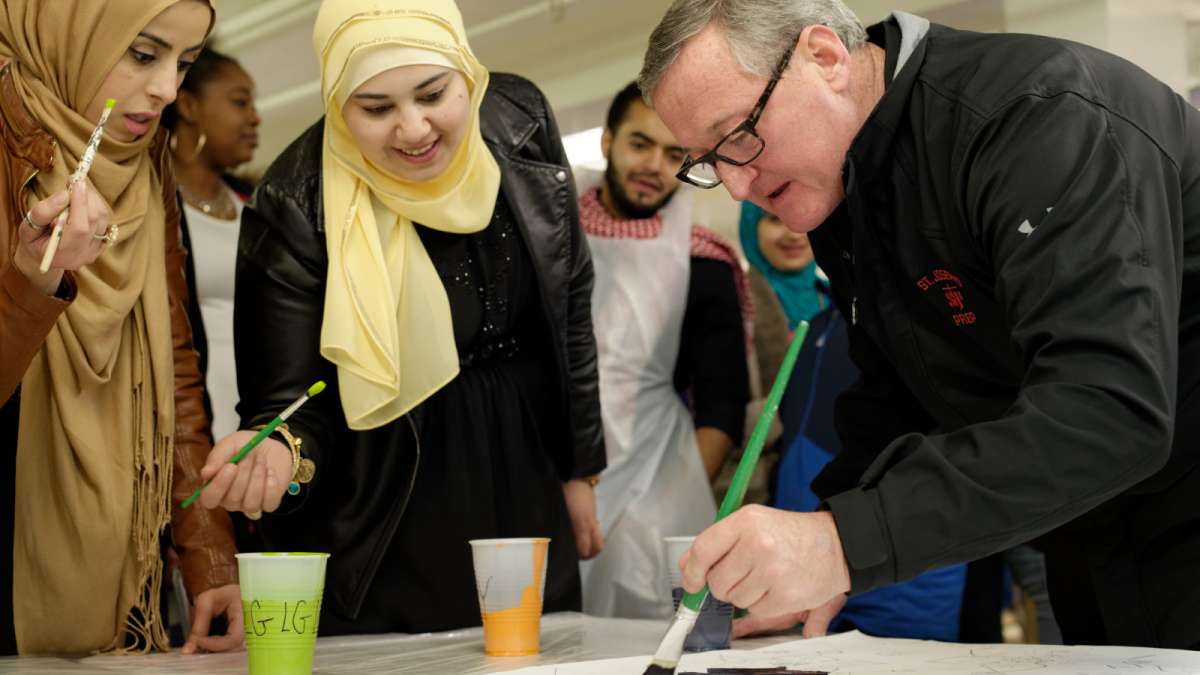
[916,269,976,326]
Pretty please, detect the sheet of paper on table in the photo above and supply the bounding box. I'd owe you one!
[507,630,1200,675]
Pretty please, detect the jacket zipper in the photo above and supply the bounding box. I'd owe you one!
[843,248,858,326]
[398,415,421,523]
[349,414,422,616]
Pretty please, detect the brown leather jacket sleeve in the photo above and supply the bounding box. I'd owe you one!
[157,135,238,595]
[0,260,73,405]
[0,97,74,405]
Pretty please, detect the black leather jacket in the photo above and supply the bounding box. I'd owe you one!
[232,73,605,618]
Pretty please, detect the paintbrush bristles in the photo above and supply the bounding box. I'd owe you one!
[643,605,700,674]
[71,101,114,183]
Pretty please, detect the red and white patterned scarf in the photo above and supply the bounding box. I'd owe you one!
[579,187,754,347]
[579,186,664,239]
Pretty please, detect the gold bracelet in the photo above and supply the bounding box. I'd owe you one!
[582,474,600,487]
[251,423,315,495]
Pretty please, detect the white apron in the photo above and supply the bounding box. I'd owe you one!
[577,172,716,618]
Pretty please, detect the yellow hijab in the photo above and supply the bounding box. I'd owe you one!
[313,0,500,430]
[0,0,214,654]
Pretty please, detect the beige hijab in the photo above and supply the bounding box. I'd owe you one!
[314,0,501,430]
[0,0,214,654]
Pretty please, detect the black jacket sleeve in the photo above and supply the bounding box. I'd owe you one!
[811,323,936,499]
[827,94,1181,593]
[522,82,606,480]
[674,257,750,445]
[234,176,341,510]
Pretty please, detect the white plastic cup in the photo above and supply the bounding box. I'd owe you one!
[468,538,550,656]
[664,536,695,591]
[663,535,734,652]
[236,552,330,675]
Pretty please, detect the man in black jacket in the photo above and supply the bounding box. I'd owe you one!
[638,0,1200,648]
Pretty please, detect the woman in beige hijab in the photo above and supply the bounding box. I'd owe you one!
[199,0,607,635]
[0,0,243,657]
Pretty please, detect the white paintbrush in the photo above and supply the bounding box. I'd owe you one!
[39,98,116,274]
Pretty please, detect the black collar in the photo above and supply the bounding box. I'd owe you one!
[844,16,930,182]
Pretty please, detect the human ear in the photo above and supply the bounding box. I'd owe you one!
[800,25,852,89]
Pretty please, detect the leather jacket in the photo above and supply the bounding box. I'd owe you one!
[234,72,605,619]
[0,63,237,598]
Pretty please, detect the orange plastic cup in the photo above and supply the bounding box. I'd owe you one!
[469,538,550,656]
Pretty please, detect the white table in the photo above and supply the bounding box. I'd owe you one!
[0,612,774,674]
[3,613,1198,674]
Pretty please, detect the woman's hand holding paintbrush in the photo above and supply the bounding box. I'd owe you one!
[190,381,327,516]
[13,97,115,294]
[198,430,293,515]
[12,179,112,295]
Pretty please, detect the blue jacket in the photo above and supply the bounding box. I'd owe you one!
[772,298,966,640]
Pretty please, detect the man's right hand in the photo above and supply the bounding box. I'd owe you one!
[199,430,293,515]
[679,506,851,618]
[731,592,847,639]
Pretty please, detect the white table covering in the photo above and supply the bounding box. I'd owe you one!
[1,613,1197,674]
[0,613,701,674]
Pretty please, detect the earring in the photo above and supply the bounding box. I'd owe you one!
[169,131,206,160]
[192,132,207,160]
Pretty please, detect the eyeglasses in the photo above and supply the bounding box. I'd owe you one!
[675,37,798,189]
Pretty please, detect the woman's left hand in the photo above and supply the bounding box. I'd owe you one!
[562,479,603,560]
[182,583,245,654]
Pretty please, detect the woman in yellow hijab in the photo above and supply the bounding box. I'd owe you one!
[0,0,243,657]
[199,0,607,634]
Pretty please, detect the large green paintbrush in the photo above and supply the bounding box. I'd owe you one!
[643,321,811,675]
[180,381,325,509]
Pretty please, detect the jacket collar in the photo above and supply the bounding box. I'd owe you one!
[0,62,55,173]
[844,16,930,182]
[478,88,537,158]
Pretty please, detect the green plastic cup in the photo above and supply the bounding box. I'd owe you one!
[236,552,330,675]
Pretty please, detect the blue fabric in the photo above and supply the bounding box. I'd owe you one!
[769,305,966,642]
[738,202,822,330]
[774,433,966,641]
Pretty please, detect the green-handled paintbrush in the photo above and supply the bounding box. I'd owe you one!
[180,381,326,509]
[643,321,810,675]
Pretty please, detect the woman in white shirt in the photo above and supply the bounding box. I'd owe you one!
[163,48,260,440]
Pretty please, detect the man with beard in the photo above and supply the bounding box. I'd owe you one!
[577,82,750,618]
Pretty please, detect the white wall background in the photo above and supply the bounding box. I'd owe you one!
[213,0,1200,246]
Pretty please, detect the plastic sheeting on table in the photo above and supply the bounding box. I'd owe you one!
[0,612,752,674]
[9,613,1195,674]
[509,629,1200,675]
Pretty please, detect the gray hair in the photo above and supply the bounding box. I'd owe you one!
[638,0,867,103]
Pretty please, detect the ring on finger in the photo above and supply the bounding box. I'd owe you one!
[245,510,263,521]
[23,210,46,231]
[92,224,119,246]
